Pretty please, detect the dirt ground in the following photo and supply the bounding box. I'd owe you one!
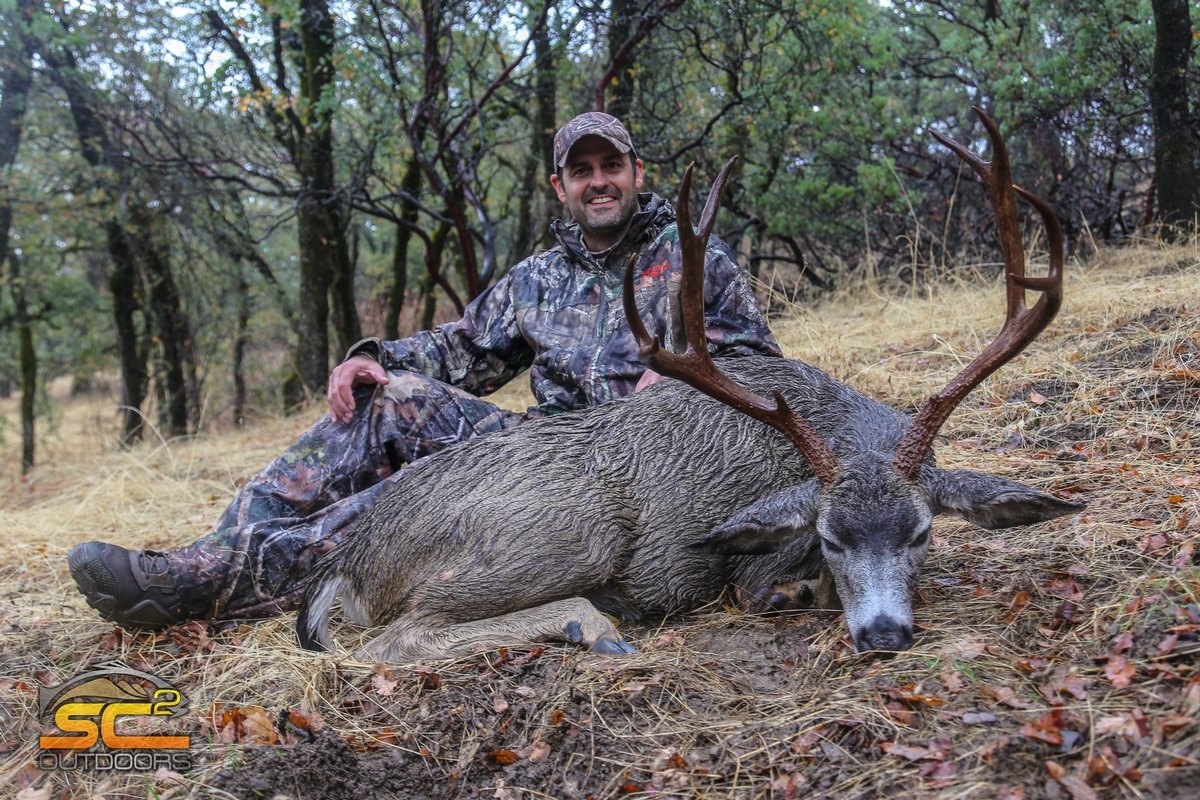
[1,242,1198,799]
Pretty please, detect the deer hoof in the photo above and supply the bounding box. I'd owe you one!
[591,636,635,655]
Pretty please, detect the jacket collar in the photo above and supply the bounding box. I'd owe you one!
[550,192,676,273]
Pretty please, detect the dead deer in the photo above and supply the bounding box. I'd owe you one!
[297,108,1082,661]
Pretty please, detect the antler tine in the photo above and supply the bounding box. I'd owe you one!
[622,159,841,487]
[893,110,1066,480]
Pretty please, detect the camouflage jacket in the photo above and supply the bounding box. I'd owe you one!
[347,192,781,415]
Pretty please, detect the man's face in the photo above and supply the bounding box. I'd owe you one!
[550,136,644,251]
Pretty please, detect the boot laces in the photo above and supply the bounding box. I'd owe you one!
[137,550,171,577]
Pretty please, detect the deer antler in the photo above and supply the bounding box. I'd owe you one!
[622,157,841,487]
[892,108,1065,480]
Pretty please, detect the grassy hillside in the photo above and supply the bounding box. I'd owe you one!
[1,242,1197,799]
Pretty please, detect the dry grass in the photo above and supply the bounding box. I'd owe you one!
[1,242,1198,799]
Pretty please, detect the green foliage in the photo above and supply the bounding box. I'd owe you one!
[2,0,1193,452]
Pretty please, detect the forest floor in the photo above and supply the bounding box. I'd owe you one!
[1,241,1198,799]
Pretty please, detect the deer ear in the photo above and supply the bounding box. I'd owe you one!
[694,480,822,555]
[921,468,1085,530]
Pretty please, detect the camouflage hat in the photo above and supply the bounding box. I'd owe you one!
[553,112,634,168]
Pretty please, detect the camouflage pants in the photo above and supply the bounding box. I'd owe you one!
[172,372,528,621]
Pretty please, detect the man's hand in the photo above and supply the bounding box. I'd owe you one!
[634,369,663,393]
[328,355,390,423]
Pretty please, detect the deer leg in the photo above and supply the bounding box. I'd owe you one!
[354,597,635,663]
[813,564,843,610]
[737,580,817,614]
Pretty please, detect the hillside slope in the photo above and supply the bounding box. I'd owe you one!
[2,243,1197,799]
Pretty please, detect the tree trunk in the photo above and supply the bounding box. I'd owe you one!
[7,250,36,472]
[386,154,423,340]
[606,0,637,119]
[535,17,557,234]
[0,0,32,262]
[328,212,361,355]
[31,10,151,443]
[512,151,540,263]
[132,208,189,437]
[513,16,558,259]
[291,0,353,394]
[420,272,438,332]
[1149,0,1200,231]
[233,264,250,428]
[105,219,148,444]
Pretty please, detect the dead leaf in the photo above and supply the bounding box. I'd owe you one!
[1021,710,1066,746]
[1041,669,1088,701]
[487,749,519,766]
[1029,392,1047,405]
[1093,715,1128,736]
[974,737,1011,766]
[528,741,552,762]
[1138,533,1169,554]
[650,630,678,649]
[1111,632,1134,654]
[881,742,946,761]
[13,762,41,791]
[153,767,187,785]
[1130,708,1150,739]
[1104,656,1136,689]
[791,727,824,754]
[492,694,509,713]
[940,670,965,693]
[940,638,986,661]
[373,672,398,697]
[1158,634,1180,656]
[414,666,440,690]
[1019,657,1052,673]
[890,684,946,707]
[284,709,323,742]
[239,706,279,745]
[515,686,536,698]
[962,712,998,724]
[1001,591,1029,623]
[924,760,958,788]
[985,685,1037,709]
[1157,715,1192,738]
[1044,760,1099,800]
[884,701,920,727]
[664,752,689,770]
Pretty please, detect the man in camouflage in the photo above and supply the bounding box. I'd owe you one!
[68,112,781,629]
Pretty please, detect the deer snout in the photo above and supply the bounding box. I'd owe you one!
[854,614,914,654]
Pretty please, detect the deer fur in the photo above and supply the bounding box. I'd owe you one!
[297,355,1080,660]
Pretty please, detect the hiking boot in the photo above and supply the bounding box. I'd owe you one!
[68,542,207,630]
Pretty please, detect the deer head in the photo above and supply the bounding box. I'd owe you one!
[623,108,1083,652]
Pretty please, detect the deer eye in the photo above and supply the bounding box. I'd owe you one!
[822,538,845,555]
[910,528,930,549]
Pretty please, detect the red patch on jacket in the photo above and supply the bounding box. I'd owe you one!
[641,261,670,280]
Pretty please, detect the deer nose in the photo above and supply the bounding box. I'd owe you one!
[856,615,914,653]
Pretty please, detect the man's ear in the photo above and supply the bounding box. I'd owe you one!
[633,157,644,191]
[920,468,1085,530]
[550,173,567,203]
[693,480,822,555]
